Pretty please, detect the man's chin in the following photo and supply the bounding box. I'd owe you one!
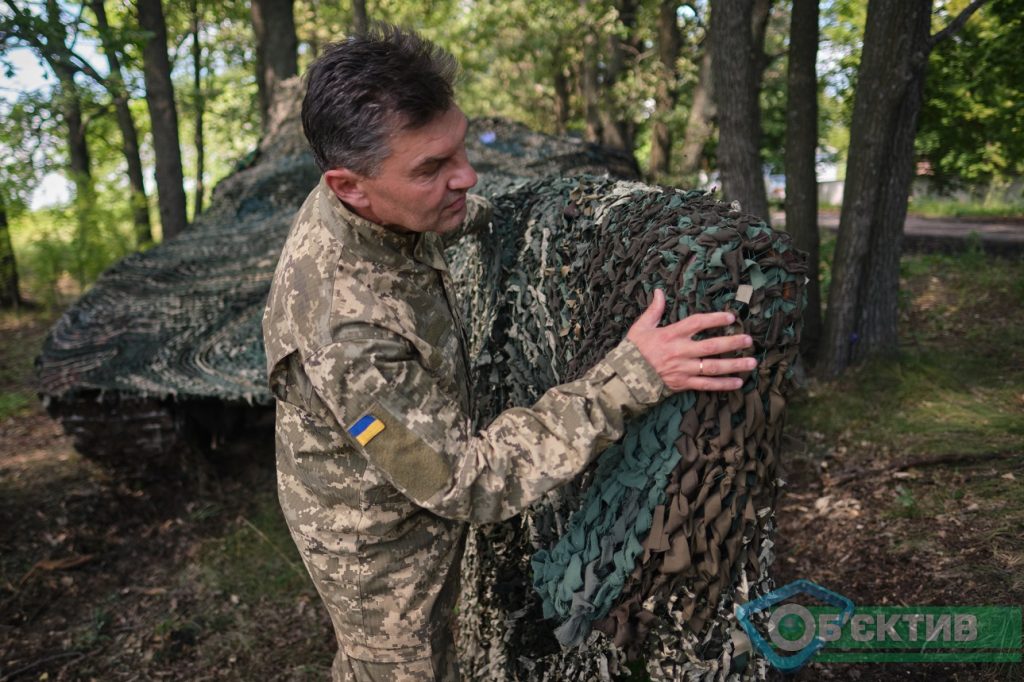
[436,208,468,234]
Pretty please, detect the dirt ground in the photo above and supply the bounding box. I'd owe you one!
[2,270,1021,682]
[0,312,334,681]
[770,436,1023,681]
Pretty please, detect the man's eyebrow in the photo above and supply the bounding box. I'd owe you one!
[410,119,468,171]
[412,154,450,170]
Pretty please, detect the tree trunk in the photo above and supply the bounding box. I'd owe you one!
[819,0,933,375]
[751,0,772,77]
[648,0,682,179]
[352,0,368,35]
[598,0,639,153]
[91,0,152,248]
[51,57,97,284]
[711,0,770,220]
[0,202,22,309]
[251,0,298,133]
[553,61,570,135]
[137,0,188,241]
[581,28,602,144]
[191,0,205,219]
[785,0,821,361]
[52,63,92,196]
[857,25,933,363]
[678,47,715,178]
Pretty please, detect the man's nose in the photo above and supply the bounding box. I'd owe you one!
[450,152,478,191]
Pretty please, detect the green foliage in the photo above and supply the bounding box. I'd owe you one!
[759,2,792,173]
[10,195,136,306]
[0,308,56,417]
[817,0,868,163]
[168,0,261,202]
[917,0,1024,187]
[452,0,597,134]
[0,92,59,215]
[2,0,1021,310]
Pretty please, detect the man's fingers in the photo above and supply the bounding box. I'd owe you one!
[664,374,744,391]
[690,333,754,358]
[628,289,666,336]
[687,377,745,392]
[692,357,757,376]
[667,311,737,338]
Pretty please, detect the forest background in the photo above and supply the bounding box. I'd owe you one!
[2,0,1022,376]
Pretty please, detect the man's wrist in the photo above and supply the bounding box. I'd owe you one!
[605,337,670,404]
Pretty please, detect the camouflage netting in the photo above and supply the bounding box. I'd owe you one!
[36,79,805,679]
[448,178,806,681]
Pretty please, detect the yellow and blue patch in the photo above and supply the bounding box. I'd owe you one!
[348,414,385,446]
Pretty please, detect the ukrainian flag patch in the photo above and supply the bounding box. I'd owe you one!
[348,414,385,446]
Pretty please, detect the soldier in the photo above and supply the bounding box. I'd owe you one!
[262,24,757,682]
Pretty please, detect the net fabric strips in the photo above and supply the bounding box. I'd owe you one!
[449,177,805,681]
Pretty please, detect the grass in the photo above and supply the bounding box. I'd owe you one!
[906,195,1024,219]
[161,487,329,676]
[0,392,34,420]
[0,308,60,419]
[195,489,312,603]
[820,196,1024,219]
[791,250,1024,459]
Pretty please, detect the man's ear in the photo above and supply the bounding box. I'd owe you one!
[324,168,369,208]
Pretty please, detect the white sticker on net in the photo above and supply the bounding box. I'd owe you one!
[735,284,754,305]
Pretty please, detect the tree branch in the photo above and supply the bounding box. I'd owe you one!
[67,46,107,87]
[67,1,87,49]
[2,0,109,90]
[929,0,987,49]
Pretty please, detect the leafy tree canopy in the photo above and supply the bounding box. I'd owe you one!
[917,0,1024,188]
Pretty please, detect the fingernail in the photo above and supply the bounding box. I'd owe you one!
[745,335,754,345]
[747,358,758,369]
[726,313,736,323]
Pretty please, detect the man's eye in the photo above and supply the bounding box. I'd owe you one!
[418,159,449,177]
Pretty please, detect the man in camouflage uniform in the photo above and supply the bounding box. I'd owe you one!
[262,25,757,681]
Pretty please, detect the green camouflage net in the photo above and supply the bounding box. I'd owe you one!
[448,177,806,681]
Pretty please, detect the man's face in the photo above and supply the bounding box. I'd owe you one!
[344,106,478,235]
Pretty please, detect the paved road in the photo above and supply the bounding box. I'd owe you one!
[772,211,1024,255]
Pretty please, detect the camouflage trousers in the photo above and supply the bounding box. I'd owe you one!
[280,481,468,675]
[330,625,460,681]
[291,515,466,682]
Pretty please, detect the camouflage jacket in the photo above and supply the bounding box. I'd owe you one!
[261,177,666,661]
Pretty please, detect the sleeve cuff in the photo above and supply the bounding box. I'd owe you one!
[604,337,668,405]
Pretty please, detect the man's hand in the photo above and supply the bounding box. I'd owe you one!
[626,288,756,392]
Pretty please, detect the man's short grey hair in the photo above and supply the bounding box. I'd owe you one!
[301,24,458,176]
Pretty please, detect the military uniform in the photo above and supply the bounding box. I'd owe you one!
[262,177,667,680]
